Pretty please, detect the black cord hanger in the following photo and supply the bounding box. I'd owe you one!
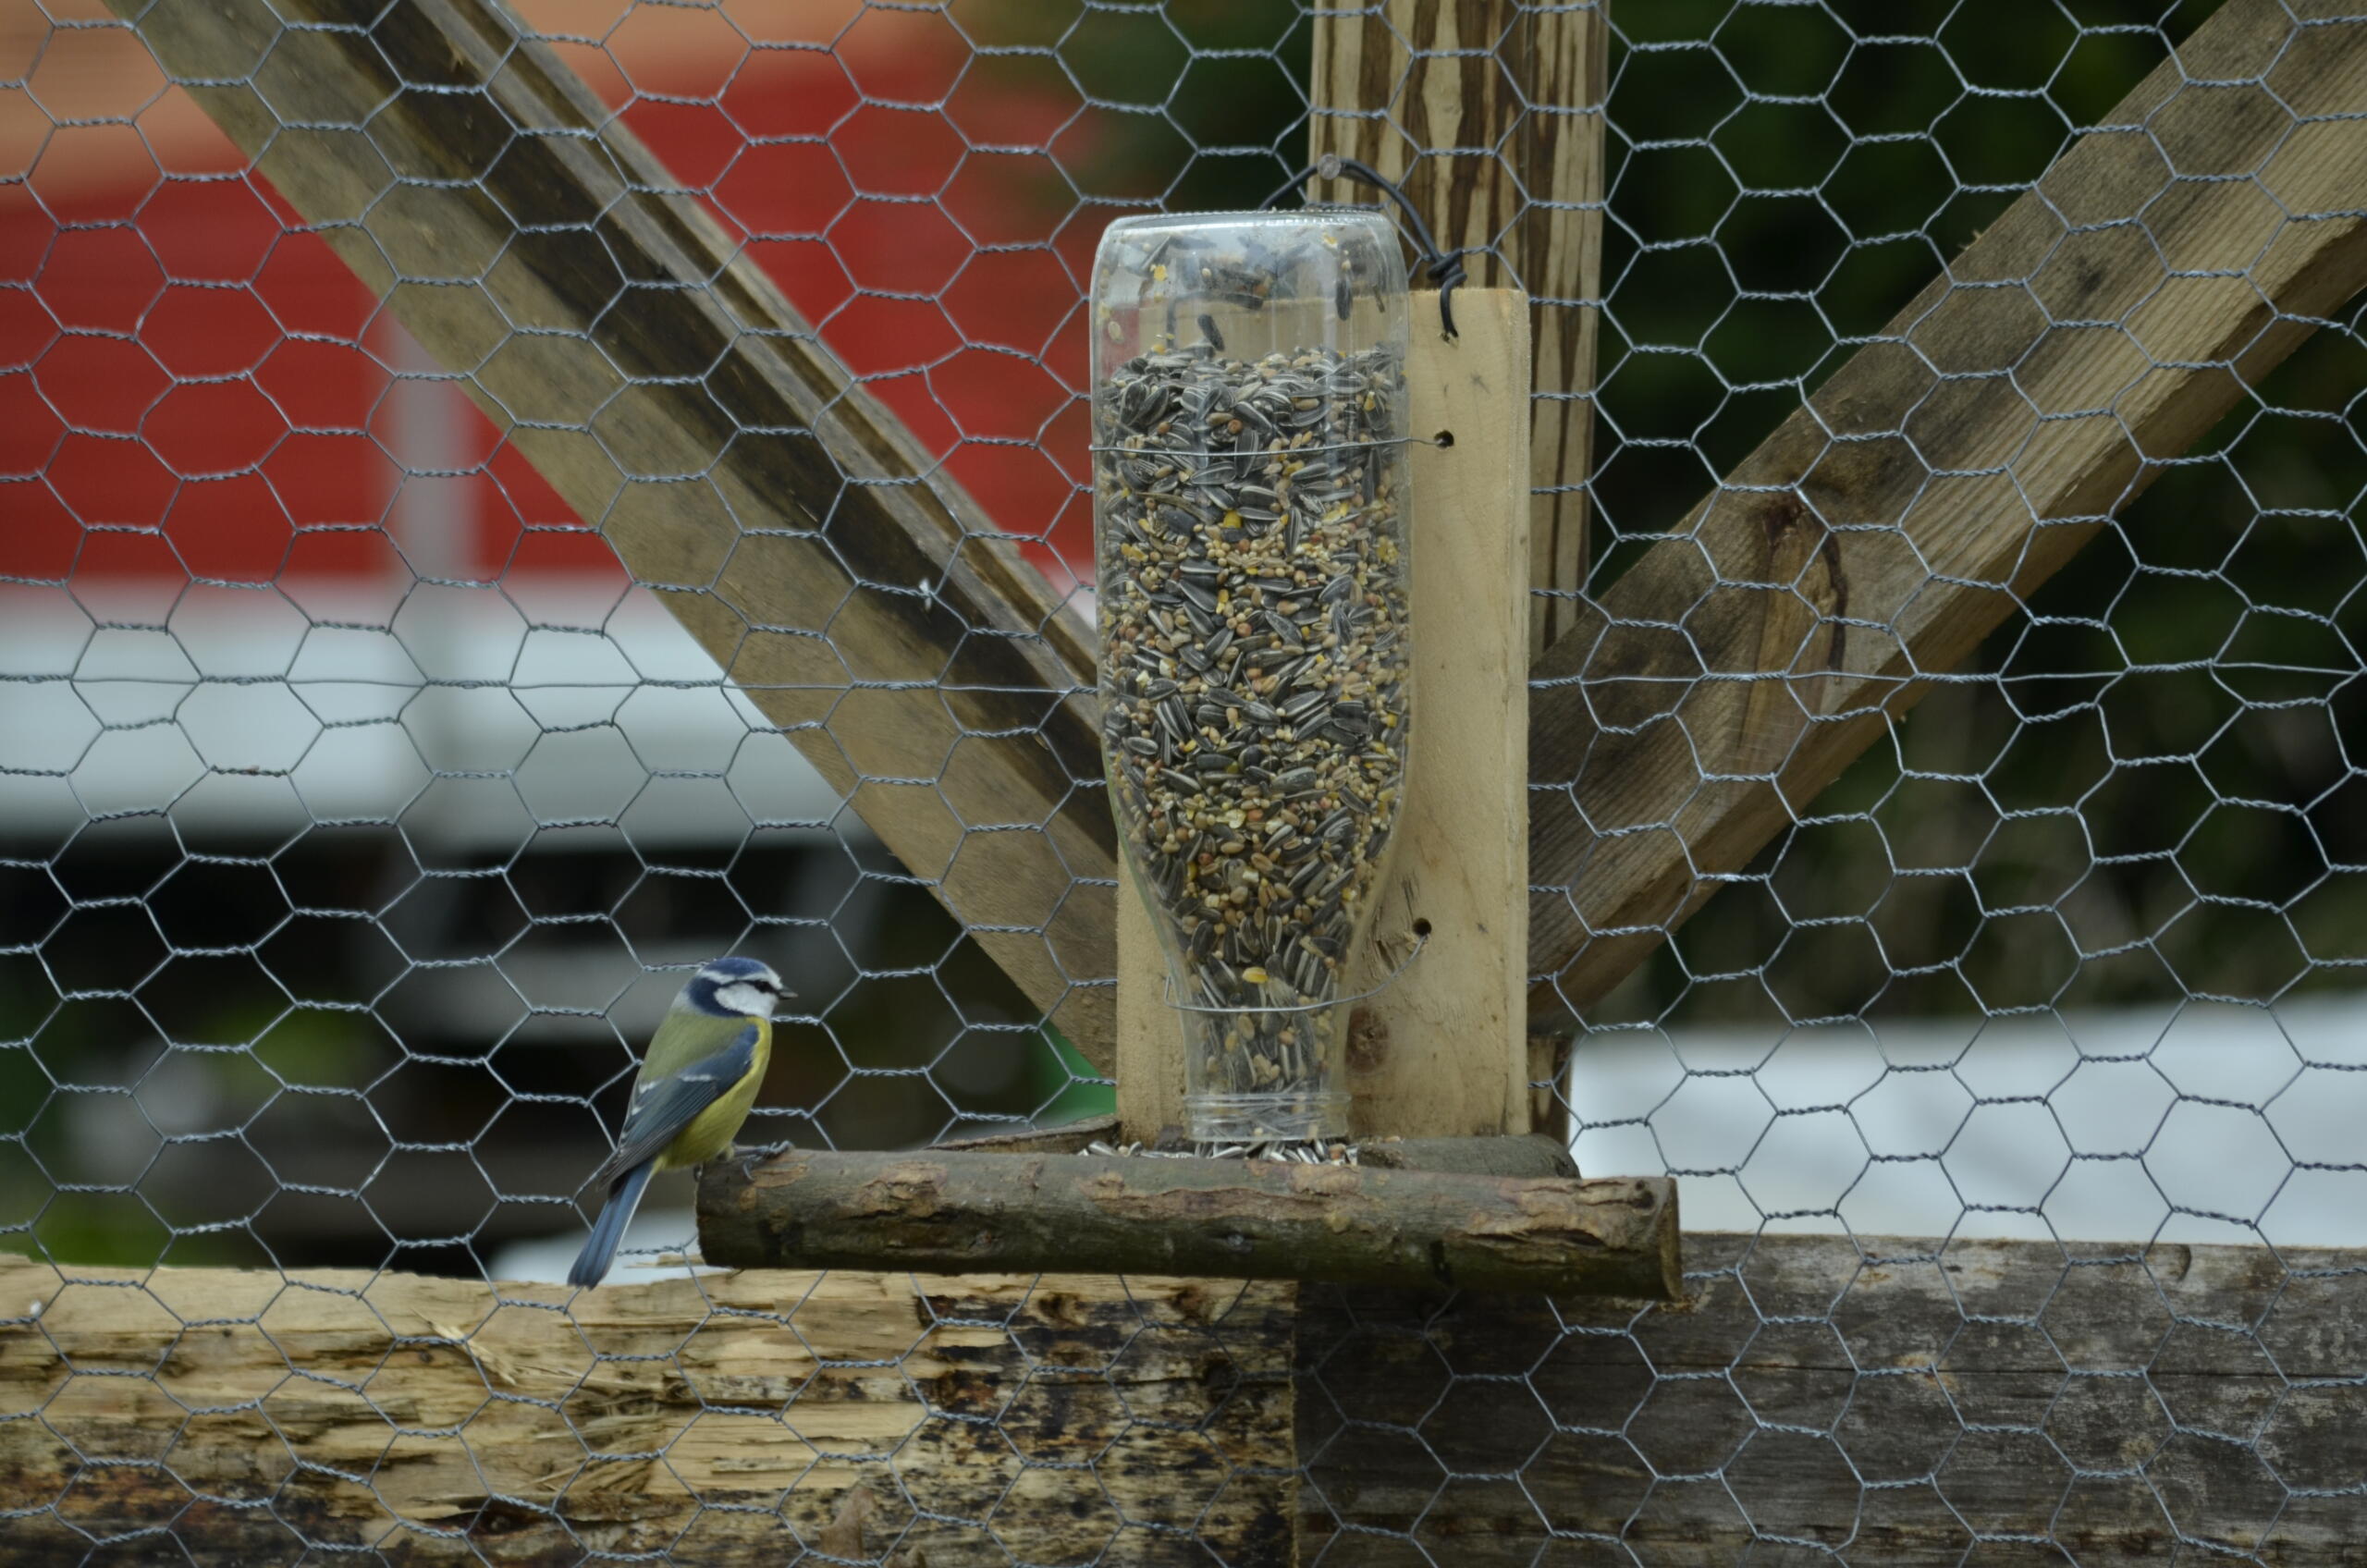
[1260,153,1469,337]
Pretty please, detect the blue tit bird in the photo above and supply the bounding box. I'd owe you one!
[569,956,788,1288]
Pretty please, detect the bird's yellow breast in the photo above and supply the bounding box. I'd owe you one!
[655,1016,772,1170]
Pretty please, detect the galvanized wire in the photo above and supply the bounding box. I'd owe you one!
[3,0,2362,1561]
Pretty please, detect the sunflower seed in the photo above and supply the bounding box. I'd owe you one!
[1098,327,1412,1137]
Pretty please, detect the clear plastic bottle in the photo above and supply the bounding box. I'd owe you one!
[1091,211,1414,1146]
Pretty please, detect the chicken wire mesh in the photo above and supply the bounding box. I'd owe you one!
[5,0,2366,1561]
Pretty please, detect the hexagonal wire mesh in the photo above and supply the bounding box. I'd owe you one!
[5,0,2365,1559]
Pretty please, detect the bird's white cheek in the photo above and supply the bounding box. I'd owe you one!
[714,982,776,1018]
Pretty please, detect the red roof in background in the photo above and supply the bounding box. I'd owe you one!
[0,0,1098,597]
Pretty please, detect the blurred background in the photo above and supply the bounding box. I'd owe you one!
[5,0,2363,1278]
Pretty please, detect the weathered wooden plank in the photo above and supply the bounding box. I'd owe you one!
[105,0,1119,1065]
[1296,1231,2367,1563]
[698,1147,1679,1299]
[1527,0,2367,1020]
[1309,0,1607,656]
[9,1233,2349,1562]
[1116,289,1532,1144]
[0,1256,1294,1566]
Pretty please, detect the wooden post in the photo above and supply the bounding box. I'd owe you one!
[1310,0,1608,657]
[1116,289,1532,1143]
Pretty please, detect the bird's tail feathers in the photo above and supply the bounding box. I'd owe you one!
[568,1161,656,1289]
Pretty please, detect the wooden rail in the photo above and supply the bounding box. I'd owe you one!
[0,1256,1296,1566]
[1297,1231,2367,1562]
[11,1233,2358,1562]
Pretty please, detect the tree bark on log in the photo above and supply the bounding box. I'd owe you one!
[698,1149,1679,1298]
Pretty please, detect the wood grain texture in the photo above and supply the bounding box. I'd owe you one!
[0,1256,1294,1565]
[698,1147,1679,1299]
[106,0,1120,1065]
[1527,0,2367,1021]
[1118,290,1531,1143]
[1297,1231,2367,1563]
[1309,0,1607,655]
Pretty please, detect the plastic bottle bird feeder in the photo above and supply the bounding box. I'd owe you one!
[701,219,1679,1299]
[1092,211,1416,1149]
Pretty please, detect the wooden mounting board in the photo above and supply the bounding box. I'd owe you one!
[1118,288,1532,1143]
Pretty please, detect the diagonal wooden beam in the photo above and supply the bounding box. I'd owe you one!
[104,0,1121,1063]
[1527,0,2367,1020]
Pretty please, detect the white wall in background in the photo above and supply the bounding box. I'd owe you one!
[0,579,842,848]
[1569,992,2367,1246]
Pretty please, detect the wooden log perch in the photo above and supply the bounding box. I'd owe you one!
[105,0,1120,1065]
[698,1149,1680,1299]
[0,1256,1296,1567]
[1527,0,2367,1018]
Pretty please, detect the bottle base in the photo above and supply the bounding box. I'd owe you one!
[1184,1091,1351,1147]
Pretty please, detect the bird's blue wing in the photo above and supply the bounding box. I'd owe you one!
[585,1024,759,1189]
